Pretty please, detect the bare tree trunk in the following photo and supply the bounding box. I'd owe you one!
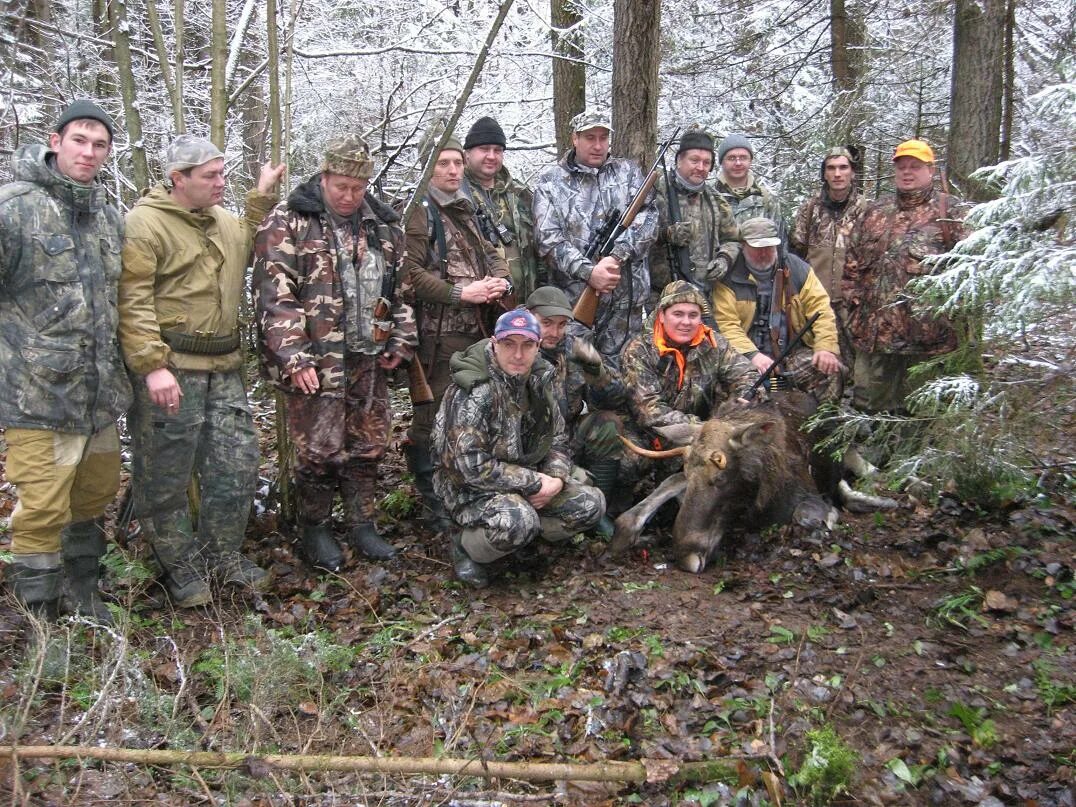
[550,0,585,155]
[174,0,185,133]
[999,0,1016,162]
[106,0,148,195]
[266,0,281,165]
[611,0,660,167]
[948,0,1005,200]
[829,0,866,145]
[209,0,227,148]
[145,0,179,133]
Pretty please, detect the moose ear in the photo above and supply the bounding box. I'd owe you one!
[654,421,703,447]
[728,420,777,449]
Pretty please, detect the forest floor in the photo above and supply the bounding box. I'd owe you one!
[0,365,1072,806]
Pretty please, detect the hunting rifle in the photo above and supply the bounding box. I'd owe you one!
[572,128,680,327]
[743,311,821,401]
[661,153,697,290]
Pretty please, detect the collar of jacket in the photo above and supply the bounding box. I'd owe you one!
[716,169,761,199]
[429,184,475,214]
[286,172,400,224]
[673,170,707,194]
[820,183,856,214]
[562,149,610,176]
[652,317,716,390]
[12,144,105,214]
[137,184,219,227]
[896,185,934,211]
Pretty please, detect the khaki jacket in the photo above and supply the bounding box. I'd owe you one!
[119,184,276,374]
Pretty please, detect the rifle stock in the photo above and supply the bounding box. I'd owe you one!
[572,286,600,326]
[408,359,434,405]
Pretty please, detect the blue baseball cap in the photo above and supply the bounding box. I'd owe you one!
[493,308,541,342]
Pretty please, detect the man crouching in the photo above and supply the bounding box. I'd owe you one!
[431,308,605,588]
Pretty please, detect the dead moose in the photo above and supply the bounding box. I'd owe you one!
[607,390,895,573]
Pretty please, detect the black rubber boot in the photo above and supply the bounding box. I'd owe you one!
[299,523,344,572]
[8,554,62,620]
[61,518,113,624]
[450,529,489,589]
[404,441,453,533]
[347,522,397,561]
[586,458,621,534]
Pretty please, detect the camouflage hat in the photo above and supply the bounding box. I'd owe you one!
[893,139,935,164]
[493,308,541,342]
[163,135,224,176]
[525,286,574,319]
[321,135,374,180]
[658,280,707,311]
[739,217,782,248]
[439,137,465,157]
[570,109,613,134]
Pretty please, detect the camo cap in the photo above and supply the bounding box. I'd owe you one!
[322,135,374,180]
[739,217,782,248]
[164,135,224,176]
[658,280,708,311]
[525,286,574,319]
[570,109,613,134]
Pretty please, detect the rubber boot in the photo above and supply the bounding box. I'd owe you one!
[8,553,62,620]
[348,523,397,561]
[146,510,211,608]
[404,441,453,533]
[586,458,620,537]
[61,518,113,624]
[450,528,489,589]
[299,523,344,572]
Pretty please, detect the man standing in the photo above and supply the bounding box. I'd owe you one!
[403,137,512,534]
[842,140,968,414]
[119,136,284,607]
[713,133,786,233]
[0,101,132,621]
[461,116,542,300]
[712,218,843,405]
[649,128,740,304]
[254,136,417,571]
[532,108,658,367]
[432,308,605,588]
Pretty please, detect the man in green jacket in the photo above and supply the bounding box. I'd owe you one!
[119,135,284,607]
[1,100,133,622]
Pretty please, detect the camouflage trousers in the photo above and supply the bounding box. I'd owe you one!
[775,346,843,405]
[452,480,605,562]
[128,368,257,558]
[852,351,937,414]
[285,354,389,524]
[571,409,649,513]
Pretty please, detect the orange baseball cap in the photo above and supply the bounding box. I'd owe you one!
[892,139,935,163]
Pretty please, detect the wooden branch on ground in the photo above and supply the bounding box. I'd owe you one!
[2,745,758,786]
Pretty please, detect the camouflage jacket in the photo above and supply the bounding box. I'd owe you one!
[713,169,786,232]
[120,183,276,374]
[462,166,542,300]
[621,315,759,438]
[432,339,571,512]
[789,186,869,300]
[252,174,418,394]
[539,332,630,438]
[403,187,510,347]
[0,144,132,434]
[532,150,658,356]
[713,252,840,357]
[650,170,740,294]
[842,187,968,355]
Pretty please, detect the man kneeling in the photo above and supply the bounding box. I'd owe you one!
[432,308,605,587]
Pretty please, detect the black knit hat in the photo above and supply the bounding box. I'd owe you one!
[464,117,506,149]
[676,129,715,160]
[54,100,115,140]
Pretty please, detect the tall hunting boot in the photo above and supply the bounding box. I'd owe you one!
[404,441,453,534]
[451,528,490,589]
[61,517,113,624]
[586,458,620,538]
[146,510,211,608]
[341,471,396,561]
[7,553,62,620]
[294,481,344,572]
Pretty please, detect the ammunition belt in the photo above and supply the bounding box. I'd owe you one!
[160,329,241,356]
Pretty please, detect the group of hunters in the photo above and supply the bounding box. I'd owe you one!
[0,98,968,619]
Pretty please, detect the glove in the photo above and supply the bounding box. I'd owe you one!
[665,221,697,247]
[701,241,740,283]
[586,420,621,457]
[570,339,604,382]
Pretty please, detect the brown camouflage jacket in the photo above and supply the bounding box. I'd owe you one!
[621,314,759,438]
[842,187,968,355]
[252,175,417,394]
[432,339,571,512]
[713,169,786,232]
[789,186,869,300]
[403,187,510,348]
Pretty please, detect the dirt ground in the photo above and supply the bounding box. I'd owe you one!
[0,384,1073,806]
